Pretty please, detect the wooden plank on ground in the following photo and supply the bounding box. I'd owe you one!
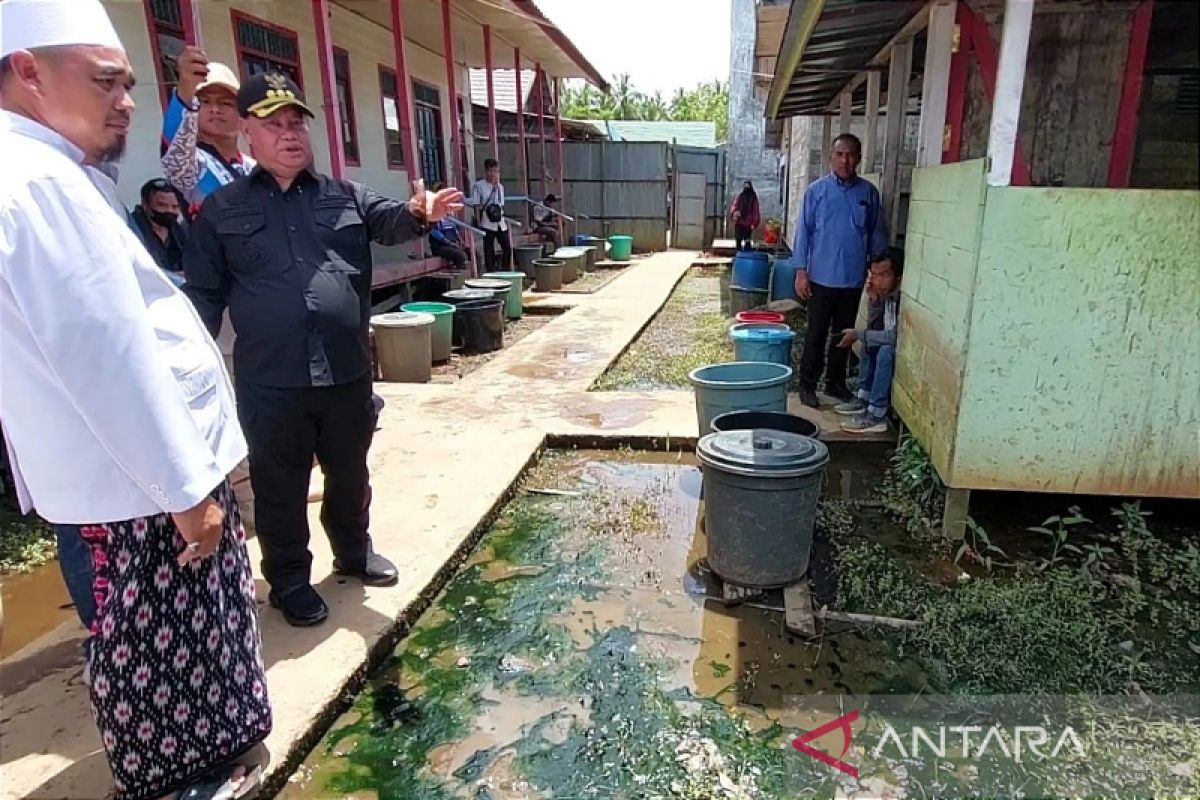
[783,580,817,638]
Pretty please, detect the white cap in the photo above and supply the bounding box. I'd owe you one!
[1,0,124,59]
[196,63,240,96]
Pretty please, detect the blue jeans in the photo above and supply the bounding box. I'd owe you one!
[856,344,895,420]
[54,524,96,631]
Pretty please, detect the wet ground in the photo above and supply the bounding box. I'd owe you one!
[432,314,556,383]
[0,562,77,659]
[279,448,927,800]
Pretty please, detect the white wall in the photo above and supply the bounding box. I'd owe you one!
[103,0,472,208]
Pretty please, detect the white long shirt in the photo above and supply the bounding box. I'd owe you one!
[0,110,246,524]
[469,179,507,232]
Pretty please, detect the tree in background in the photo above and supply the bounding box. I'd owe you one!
[559,73,729,141]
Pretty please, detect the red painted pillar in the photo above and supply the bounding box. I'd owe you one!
[389,0,419,183]
[942,1,973,164]
[1107,0,1154,187]
[483,25,500,164]
[441,0,464,191]
[180,0,201,46]
[553,76,565,243]
[536,63,547,195]
[515,48,529,201]
[311,0,345,179]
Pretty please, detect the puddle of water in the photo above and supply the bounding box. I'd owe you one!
[0,561,77,659]
[282,449,926,800]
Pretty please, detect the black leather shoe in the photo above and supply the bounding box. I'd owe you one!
[799,387,820,408]
[268,584,329,627]
[824,383,854,401]
[334,552,399,587]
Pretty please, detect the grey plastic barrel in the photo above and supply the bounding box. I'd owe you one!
[697,429,830,588]
[688,361,792,433]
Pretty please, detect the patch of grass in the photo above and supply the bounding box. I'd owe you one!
[0,505,56,574]
[877,433,946,538]
[594,273,733,391]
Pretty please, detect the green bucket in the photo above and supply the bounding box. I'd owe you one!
[400,302,455,361]
[482,271,526,319]
[608,234,633,262]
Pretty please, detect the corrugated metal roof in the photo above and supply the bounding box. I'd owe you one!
[767,0,926,118]
[581,120,718,148]
[468,69,538,114]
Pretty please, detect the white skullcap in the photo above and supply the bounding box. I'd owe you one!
[1,0,124,59]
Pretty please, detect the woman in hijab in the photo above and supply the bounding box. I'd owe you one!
[730,181,760,251]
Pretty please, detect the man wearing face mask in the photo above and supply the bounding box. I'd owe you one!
[185,73,464,628]
[131,178,188,278]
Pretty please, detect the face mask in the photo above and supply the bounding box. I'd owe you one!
[150,210,178,227]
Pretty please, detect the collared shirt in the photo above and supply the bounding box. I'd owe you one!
[469,179,507,232]
[792,172,888,288]
[161,91,255,214]
[184,167,426,389]
[0,110,245,523]
[131,206,188,274]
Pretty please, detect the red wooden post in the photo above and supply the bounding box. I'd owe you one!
[389,0,419,183]
[483,25,500,164]
[942,0,973,164]
[311,0,346,179]
[180,0,200,46]
[515,49,530,218]
[968,10,1031,185]
[1107,0,1154,187]
[536,62,548,195]
[553,76,565,241]
[441,0,464,191]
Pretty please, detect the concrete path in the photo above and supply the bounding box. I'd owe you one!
[0,250,888,798]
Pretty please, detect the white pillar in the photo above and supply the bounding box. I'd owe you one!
[986,0,1035,186]
[917,1,957,167]
[864,71,881,173]
[821,114,833,167]
[838,91,852,134]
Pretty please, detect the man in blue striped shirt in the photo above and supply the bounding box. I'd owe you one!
[792,133,888,407]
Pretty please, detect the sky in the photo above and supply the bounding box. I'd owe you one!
[533,0,732,97]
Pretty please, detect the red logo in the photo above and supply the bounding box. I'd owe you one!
[791,709,859,778]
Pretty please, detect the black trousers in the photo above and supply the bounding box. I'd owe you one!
[237,374,375,592]
[483,227,513,271]
[799,282,863,391]
[734,224,753,250]
[534,224,561,251]
[431,242,467,269]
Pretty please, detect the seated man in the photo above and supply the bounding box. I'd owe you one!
[532,193,561,251]
[835,250,902,434]
[428,183,467,270]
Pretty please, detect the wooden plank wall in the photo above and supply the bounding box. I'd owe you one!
[958,4,1135,186]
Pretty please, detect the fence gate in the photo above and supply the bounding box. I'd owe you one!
[673,172,707,249]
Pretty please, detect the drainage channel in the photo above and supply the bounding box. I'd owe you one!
[278,446,923,799]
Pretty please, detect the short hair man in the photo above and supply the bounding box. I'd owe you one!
[428,180,468,270]
[470,158,513,271]
[834,251,903,434]
[131,177,187,279]
[184,72,463,628]
[532,193,562,251]
[792,133,888,408]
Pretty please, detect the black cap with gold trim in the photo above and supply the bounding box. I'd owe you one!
[237,72,315,119]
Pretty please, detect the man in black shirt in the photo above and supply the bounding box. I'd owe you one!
[131,178,187,276]
[184,73,463,627]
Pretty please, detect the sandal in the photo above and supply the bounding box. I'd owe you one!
[175,744,267,800]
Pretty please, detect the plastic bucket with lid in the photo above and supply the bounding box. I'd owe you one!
[514,245,543,278]
[608,235,633,262]
[400,302,455,362]
[731,251,770,292]
[698,429,829,588]
[464,277,512,304]
[552,247,585,284]
[456,299,505,353]
[729,286,768,315]
[731,324,795,366]
[369,311,435,383]
[532,258,565,292]
[482,271,526,320]
[710,410,820,440]
[688,361,792,434]
[735,310,785,324]
[442,288,495,345]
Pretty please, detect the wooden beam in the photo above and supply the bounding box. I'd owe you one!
[1107,0,1154,187]
[834,2,934,101]
[986,0,1035,186]
[882,38,913,242]
[483,25,499,164]
[865,70,881,172]
[917,0,956,167]
[838,90,852,134]
[389,0,419,183]
[942,1,973,163]
[514,47,529,201]
[311,0,345,180]
[766,0,828,120]
[820,114,833,168]
[968,5,1032,184]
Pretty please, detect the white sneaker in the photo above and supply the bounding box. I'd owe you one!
[833,399,867,416]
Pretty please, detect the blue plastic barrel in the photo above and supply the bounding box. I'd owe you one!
[731,251,771,292]
[688,362,792,433]
[769,258,799,302]
[731,325,795,366]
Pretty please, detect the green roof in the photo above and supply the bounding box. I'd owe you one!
[581,120,718,148]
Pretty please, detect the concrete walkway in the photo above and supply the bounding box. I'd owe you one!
[0,251,887,798]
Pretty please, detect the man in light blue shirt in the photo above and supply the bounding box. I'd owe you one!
[792,133,888,407]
